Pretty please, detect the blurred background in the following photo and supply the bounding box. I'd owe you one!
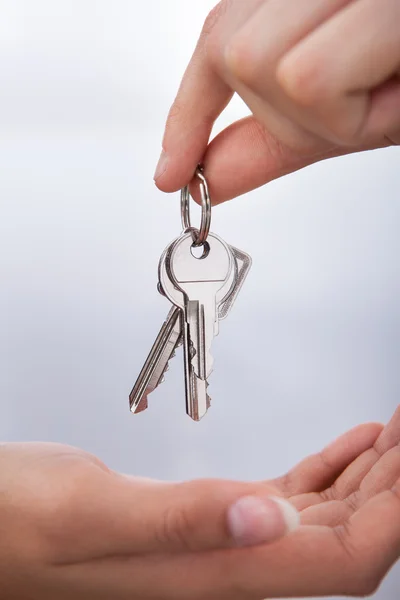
[0,1,399,598]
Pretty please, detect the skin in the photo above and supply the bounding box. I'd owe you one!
[1,406,400,599]
[155,0,400,204]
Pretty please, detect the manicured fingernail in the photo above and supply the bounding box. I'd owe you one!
[154,150,168,181]
[227,495,299,547]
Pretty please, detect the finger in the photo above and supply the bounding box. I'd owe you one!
[327,446,381,500]
[358,446,400,501]
[200,116,390,204]
[282,484,400,597]
[300,499,351,527]
[224,0,361,145]
[328,405,400,499]
[375,404,400,454]
[48,475,299,563]
[278,0,400,143]
[154,1,262,192]
[273,422,383,496]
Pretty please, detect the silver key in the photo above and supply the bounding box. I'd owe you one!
[158,238,215,420]
[158,235,251,421]
[167,231,233,380]
[129,167,252,422]
[160,235,214,420]
[129,306,182,414]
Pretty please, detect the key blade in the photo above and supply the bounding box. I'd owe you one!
[182,317,211,421]
[147,338,182,391]
[186,291,217,380]
[187,374,210,421]
[129,306,181,414]
[186,299,210,381]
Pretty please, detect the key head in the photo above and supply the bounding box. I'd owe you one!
[169,232,232,285]
[159,232,236,310]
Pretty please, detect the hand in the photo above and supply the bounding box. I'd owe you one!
[0,441,297,599]
[155,0,400,203]
[192,405,400,599]
[1,406,399,599]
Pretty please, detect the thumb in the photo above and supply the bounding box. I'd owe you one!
[197,116,390,205]
[60,474,299,559]
[124,479,300,553]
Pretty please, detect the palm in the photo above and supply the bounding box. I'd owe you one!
[227,406,400,599]
[279,408,400,528]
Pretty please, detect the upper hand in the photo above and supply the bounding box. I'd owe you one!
[155,0,400,203]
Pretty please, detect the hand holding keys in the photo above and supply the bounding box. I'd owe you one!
[129,167,251,421]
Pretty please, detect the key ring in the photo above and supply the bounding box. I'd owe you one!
[180,165,211,247]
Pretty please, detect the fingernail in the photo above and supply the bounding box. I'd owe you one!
[227,495,299,547]
[154,150,168,181]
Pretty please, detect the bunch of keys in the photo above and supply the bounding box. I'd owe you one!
[129,166,252,421]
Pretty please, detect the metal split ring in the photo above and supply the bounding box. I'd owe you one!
[180,165,211,247]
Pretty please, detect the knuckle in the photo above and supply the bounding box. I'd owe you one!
[166,99,185,127]
[344,491,360,513]
[203,1,232,74]
[322,112,365,146]
[29,468,90,556]
[202,0,231,37]
[277,51,329,107]
[159,498,195,551]
[224,31,260,86]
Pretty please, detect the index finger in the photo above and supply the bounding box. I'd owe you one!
[154,0,263,192]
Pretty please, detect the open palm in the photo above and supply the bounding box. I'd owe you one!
[202,406,400,599]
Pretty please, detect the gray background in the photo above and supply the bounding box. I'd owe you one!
[0,1,399,598]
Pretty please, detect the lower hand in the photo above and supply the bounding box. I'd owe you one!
[0,440,296,599]
[1,406,399,599]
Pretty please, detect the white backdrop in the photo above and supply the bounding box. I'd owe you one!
[0,1,399,598]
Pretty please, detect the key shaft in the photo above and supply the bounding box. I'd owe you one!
[129,306,181,413]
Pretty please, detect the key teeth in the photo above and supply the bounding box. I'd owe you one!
[190,353,214,380]
[206,380,211,410]
[150,341,181,394]
[157,349,175,385]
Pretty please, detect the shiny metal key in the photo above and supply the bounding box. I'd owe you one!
[129,166,252,422]
[167,231,234,381]
[129,306,182,414]
[158,238,211,420]
[159,236,212,420]
[158,234,251,421]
